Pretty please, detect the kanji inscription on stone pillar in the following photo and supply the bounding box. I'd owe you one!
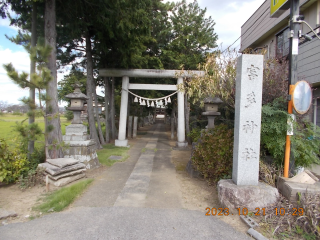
[232,55,263,186]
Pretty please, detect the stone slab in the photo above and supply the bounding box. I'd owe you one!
[46,158,79,168]
[38,162,86,176]
[109,156,123,161]
[277,177,320,202]
[247,228,268,240]
[201,112,221,116]
[65,124,88,135]
[217,179,279,212]
[47,173,86,187]
[63,135,89,141]
[63,140,96,146]
[240,215,259,229]
[48,169,86,181]
[305,170,319,182]
[286,171,317,184]
[114,141,156,207]
[0,209,17,220]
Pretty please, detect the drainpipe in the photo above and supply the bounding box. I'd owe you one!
[314,98,317,134]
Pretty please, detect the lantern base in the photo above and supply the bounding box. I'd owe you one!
[63,140,100,169]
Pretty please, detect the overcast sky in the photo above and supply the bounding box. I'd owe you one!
[0,0,266,105]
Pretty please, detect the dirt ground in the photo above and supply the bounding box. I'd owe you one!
[0,128,247,235]
[170,145,249,235]
[0,165,107,225]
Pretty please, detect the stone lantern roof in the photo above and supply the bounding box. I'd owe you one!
[65,82,89,100]
[203,96,223,104]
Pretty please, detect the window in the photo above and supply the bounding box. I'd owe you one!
[276,28,290,58]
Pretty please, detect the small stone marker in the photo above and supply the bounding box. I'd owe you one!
[109,156,123,161]
[128,116,133,138]
[133,116,138,138]
[0,209,17,220]
[232,54,263,186]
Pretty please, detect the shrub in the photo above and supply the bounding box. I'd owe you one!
[187,127,202,143]
[260,98,288,165]
[29,145,46,169]
[64,110,73,121]
[0,138,29,183]
[261,97,320,168]
[192,124,234,183]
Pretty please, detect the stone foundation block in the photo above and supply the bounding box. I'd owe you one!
[47,173,86,187]
[65,124,88,135]
[217,179,279,212]
[115,139,129,147]
[277,177,320,202]
[63,141,99,169]
[176,141,188,148]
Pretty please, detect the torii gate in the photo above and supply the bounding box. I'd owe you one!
[99,69,204,148]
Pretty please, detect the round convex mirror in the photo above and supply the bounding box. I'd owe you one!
[292,80,312,114]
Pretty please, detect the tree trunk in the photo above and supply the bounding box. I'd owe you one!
[184,93,191,144]
[44,0,63,158]
[85,32,102,149]
[104,77,110,143]
[110,77,116,139]
[28,1,37,156]
[93,85,105,145]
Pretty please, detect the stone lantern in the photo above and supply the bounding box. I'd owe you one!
[63,82,99,169]
[202,97,223,129]
[65,82,88,124]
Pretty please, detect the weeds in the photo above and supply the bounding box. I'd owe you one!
[255,193,320,239]
[34,179,93,213]
[19,167,46,189]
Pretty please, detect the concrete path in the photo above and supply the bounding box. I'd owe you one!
[0,123,251,240]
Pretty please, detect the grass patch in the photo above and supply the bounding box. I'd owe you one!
[97,143,130,166]
[34,178,93,213]
[175,163,186,172]
[0,113,71,146]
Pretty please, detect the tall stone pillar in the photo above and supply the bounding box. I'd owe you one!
[115,76,129,147]
[176,77,187,147]
[171,117,175,139]
[133,116,138,138]
[232,54,263,185]
[127,115,133,138]
[218,55,279,213]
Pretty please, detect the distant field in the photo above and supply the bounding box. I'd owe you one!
[0,114,71,145]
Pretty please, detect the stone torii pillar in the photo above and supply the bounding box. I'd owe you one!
[115,76,129,147]
[176,77,187,147]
